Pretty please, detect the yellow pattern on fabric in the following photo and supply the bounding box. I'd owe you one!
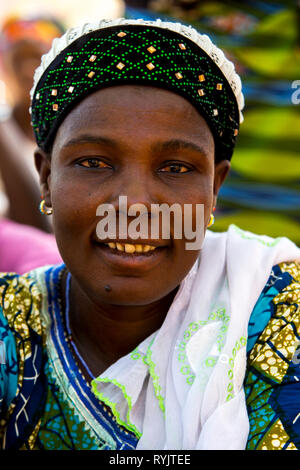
[257,419,295,450]
[285,442,298,450]
[20,419,42,450]
[249,262,300,384]
[280,262,300,282]
[0,273,44,435]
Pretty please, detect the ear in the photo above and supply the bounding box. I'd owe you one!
[34,148,52,207]
[213,159,230,207]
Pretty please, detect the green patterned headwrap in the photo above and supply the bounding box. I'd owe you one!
[30,18,244,161]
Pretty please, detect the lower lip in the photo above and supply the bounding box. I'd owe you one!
[93,242,168,272]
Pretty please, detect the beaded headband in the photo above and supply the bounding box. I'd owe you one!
[30,18,244,161]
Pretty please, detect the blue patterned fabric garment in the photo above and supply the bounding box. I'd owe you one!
[0,261,299,449]
[245,262,300,449]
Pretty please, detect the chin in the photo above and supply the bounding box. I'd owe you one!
[92,277,175,307]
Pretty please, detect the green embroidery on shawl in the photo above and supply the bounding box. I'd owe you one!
[231,224,282,247]
[91,378,142,439]
[178,308,229,385]
[143,337,166,415]
[130,348,141,360]
[129,337,166,415]
[92,339,166,429]
[226,336,247,402]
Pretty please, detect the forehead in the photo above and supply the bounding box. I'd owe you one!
[53,85,215,153]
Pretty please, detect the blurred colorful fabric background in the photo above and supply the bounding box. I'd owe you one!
[0,0,299,244]
[125,0,300,245]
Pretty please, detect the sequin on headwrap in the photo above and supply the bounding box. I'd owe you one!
[31,22,242,161]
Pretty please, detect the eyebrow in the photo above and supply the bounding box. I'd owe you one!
[61,135,209,158]
[151,139,209,158]
[61,135,117,150]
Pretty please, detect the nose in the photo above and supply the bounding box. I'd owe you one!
[110,168,156,214]
[105,167,158,240]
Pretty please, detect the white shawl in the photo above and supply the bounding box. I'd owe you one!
[92,225,300,450]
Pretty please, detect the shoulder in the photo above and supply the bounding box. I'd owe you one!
[0,265,61,447]
[247,261,300,353]
[0,270,45,338]
[0,270,45,423]
[245,261,300,450]
[0,263,64,345]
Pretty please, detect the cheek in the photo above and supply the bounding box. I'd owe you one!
[180,176,215,220]
[50,173,102,249]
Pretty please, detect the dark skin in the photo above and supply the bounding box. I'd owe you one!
[35,85,230,379]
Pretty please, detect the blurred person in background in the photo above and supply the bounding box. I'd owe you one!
[0,16,63,272]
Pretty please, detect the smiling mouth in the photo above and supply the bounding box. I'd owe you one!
[103,241,159,254]
[93,239,168,271]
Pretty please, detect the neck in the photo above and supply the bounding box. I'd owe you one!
[63,271,178,378]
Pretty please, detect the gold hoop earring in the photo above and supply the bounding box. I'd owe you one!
[39,199,53,215]
[207,213,215,228]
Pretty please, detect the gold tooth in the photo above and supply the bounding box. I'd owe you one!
[125,244,136,254]
[108,242,116,249]
[116,242,125,252]
[143,245,151,253]
[135,244,143,253]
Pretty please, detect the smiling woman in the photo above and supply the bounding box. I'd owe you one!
[0,18,300,451]
[40,85,220,309]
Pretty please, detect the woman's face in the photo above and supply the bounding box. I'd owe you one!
[37,85,229,307]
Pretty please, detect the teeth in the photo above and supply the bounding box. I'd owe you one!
[105,242,157,253]
[125,243,135,254]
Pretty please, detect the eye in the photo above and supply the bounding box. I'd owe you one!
[159,163,191,174]
[77,158,112,169]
